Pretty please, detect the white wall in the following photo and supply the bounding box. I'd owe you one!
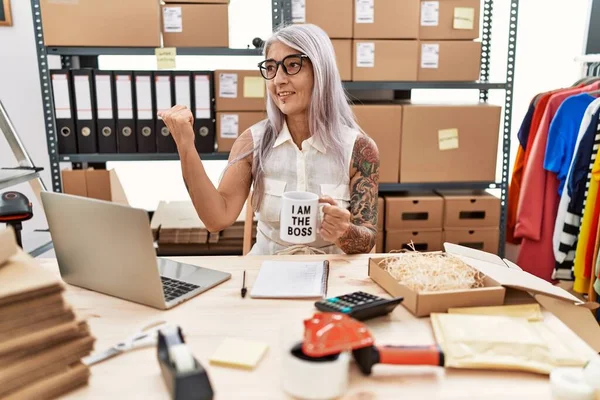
[0,0,593,232]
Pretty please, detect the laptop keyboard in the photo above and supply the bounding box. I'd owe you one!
[161,276,200,302]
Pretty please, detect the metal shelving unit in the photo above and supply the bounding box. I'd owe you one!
[31,0,519,256]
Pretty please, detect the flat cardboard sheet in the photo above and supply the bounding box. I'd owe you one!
[0,227,17,266]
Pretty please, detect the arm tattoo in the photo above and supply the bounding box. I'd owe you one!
[337,135,380,254]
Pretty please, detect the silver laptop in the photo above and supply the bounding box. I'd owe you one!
[40,192,231,310]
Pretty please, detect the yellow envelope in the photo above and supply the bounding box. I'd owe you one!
[448,304,544,322]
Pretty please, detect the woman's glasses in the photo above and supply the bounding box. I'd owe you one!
[257,54,309,80]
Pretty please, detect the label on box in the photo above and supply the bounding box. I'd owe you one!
[95,75,113,120]
[356,42,375,68]
[243,77,265,98]
[51,74,71,119]
[74,75,92,120]
[292,0,306,23]
[421,44,439,68]
[220,114,239,139]
[155,48,177,69]
[163,7,183,33]
[356,0,374,24]
[195,75,211,119]
[454,7,475,30]
[438,128,459,150]
[175,75,191,109]
[219,73,238,98]
[421,1,439,26]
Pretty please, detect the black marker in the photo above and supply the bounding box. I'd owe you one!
[241,270,247,298]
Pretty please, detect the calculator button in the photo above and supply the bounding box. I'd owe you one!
[327,298,339,303]
[341,307,351,313]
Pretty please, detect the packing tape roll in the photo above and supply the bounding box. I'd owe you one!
[169,344,196,374]
[281,344,350,400]
[550,367,595,400]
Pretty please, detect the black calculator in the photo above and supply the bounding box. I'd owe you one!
[314,291,404,321]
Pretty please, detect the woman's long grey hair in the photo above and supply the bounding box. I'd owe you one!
[232,23,361,211]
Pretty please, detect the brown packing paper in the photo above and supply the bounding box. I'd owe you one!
[0,310,75,344]
[0,302,71,334]
[0,292,64,321]
[4,362,90,400]
[0,227,18,266]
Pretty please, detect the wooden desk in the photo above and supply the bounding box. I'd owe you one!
[36,254,593,400]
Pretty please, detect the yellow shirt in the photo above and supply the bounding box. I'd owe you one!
[573,147,600,293]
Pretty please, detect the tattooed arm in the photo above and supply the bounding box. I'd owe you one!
[320,134,380,254]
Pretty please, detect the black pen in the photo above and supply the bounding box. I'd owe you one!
[241,270,247,298]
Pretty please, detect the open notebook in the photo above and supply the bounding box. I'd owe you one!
[250,260,330,299]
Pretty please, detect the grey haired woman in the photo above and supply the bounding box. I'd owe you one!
[159,23,380,256]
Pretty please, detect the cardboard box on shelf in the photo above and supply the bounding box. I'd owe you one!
[418,40,481,81]
[352,40,419,82]
[385,230,443,253]
[377,197,384,231]
[216,111,266,152]
[351,104,402,183]
[61,169,129,206]
[443,228,499,254]
[438,190,501,228]
[353,0,419,39]
[400,103,501,183]
[332,40,352,81]
[385,193,443,230]
[162,4,229,47]
[418,0,480,40]
[40,0,161,47]
[293,0,353,38]
[214,70,266,112]
[376,232,384,253]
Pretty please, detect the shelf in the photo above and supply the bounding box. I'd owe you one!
[343,81,507,90]
[59,153,229,162]
[46,47,263,56]
[0,169,41,191]
[379,182,503,192]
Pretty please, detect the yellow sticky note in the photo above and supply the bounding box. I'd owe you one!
[438,128,459,151]
[453,7,475,30]
[155,47,177,70]
[243,76,265,98]
[209,338,269,370]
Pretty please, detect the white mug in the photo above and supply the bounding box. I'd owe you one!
[280,191,319,244]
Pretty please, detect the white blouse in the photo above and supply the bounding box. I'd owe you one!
[248,120,360,255]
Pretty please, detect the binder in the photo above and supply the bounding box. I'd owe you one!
[71,69,98,153]
[50,70,77,154]
[172,71,193,154]
[93,70,117,154]
[154,71,176,153]
[192,71,216,153]
[114,71,137,153]
[134,71,157,153]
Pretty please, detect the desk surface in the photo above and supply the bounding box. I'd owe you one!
[36,254,594,400]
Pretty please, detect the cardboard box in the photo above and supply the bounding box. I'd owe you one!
[352,40,419,82]
[296,0,353,39]
[377,197,384,231]
[332,40,352,81]
[400,104,501,183]
[214,70,266,112]
[40,0,161,47]
[385,193,443,230]
[353,0,419,39]
[376,232,384,253]
[164,0,228,2]
[438,190,501,228]
[162,4,229,47]
[385,230,443,253]
[351,104,402,183]
[216,112,266,152]
[443,228,499,254]
[61,169,129,205]
[418,40,481,81]
[419,0,480,40]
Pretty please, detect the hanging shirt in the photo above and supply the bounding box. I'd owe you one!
[544,93,596,196]
[517,102,536,149]
[247,120,359,256]
[516,83,600,281]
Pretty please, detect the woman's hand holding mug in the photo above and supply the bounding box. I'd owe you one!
[318,196,351,243]
[157,105,195,150]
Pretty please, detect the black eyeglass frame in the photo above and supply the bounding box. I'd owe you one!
[257,54,310,80]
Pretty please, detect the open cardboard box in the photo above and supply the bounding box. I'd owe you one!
[369,243,600,352]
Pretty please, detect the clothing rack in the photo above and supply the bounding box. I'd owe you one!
[30,0,520,257]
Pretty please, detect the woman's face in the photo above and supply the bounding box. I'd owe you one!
[264,41,314,117]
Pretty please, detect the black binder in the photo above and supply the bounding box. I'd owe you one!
[191,71,216,154]
[93,70,117,153]
[114,71,137,153]
[71,69,98,153]
[50,70,77,154]
[154,71,176,153]
[134,71,157,153]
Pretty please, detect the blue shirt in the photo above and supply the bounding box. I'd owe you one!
[544,93,596,195]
